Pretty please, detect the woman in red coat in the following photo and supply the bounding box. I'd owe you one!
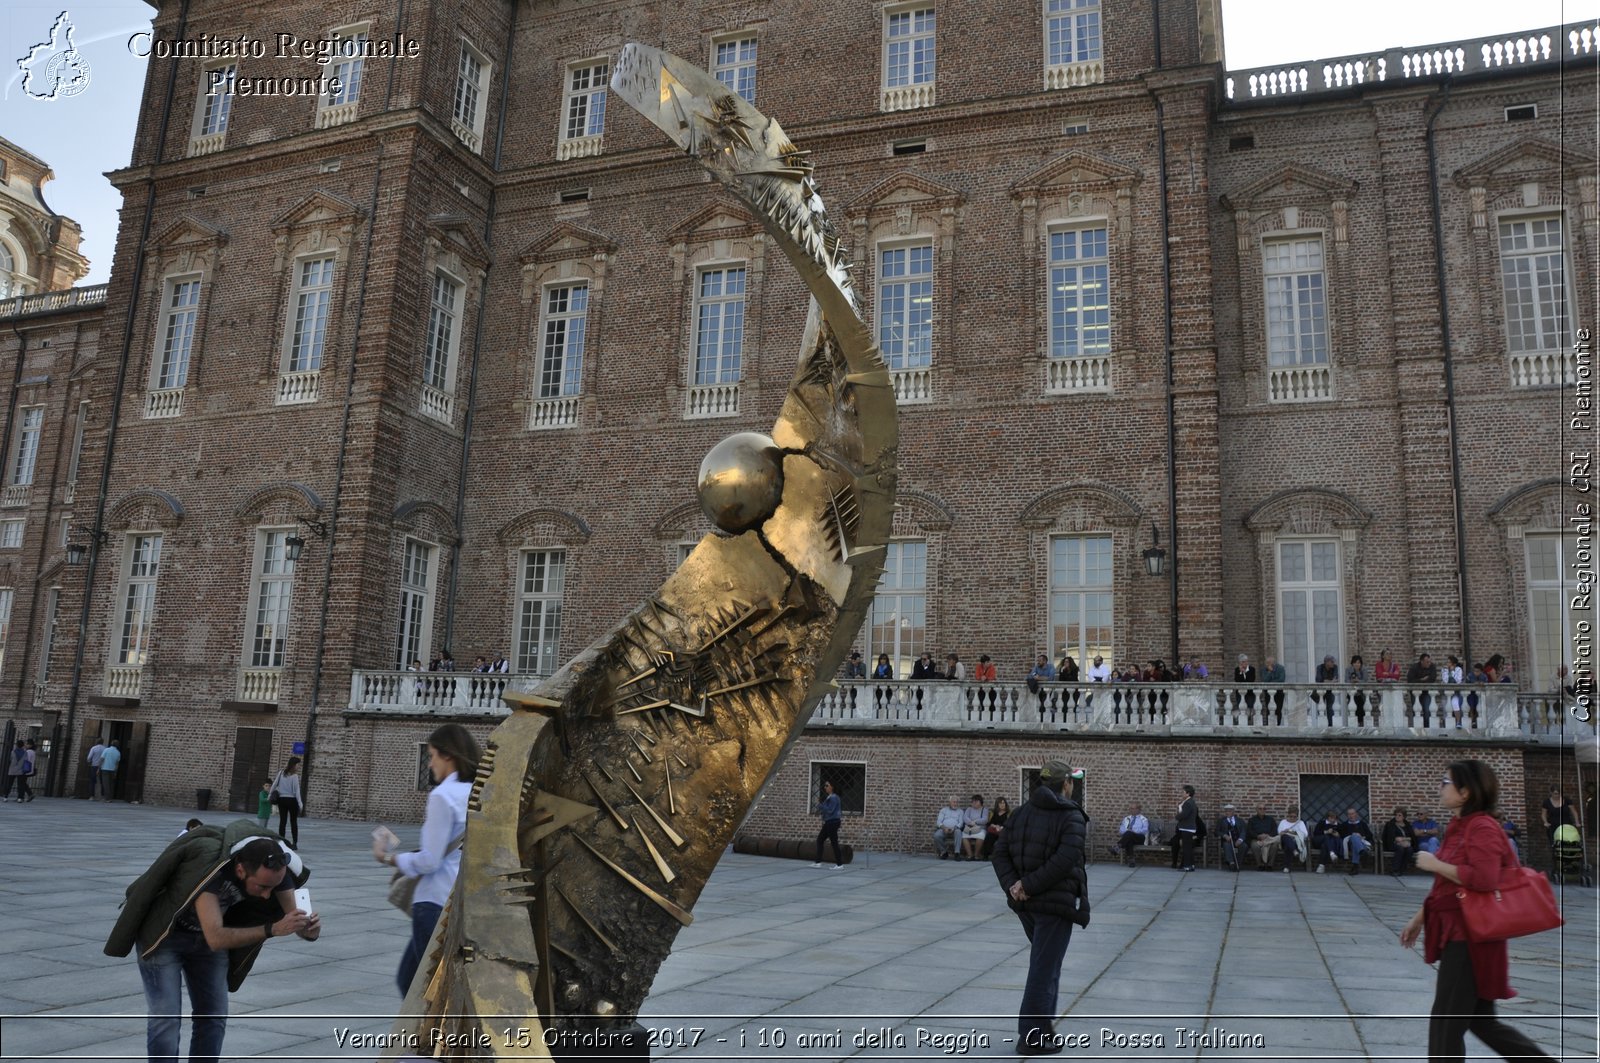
[1399,760,1554,1063]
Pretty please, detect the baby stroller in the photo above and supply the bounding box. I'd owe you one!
[1549,824,1592,886]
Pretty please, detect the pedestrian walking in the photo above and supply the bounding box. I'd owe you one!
[86,737,106,799]
[270,757,303,848]
[991,759,1090,1056]
[812,780,844,868]
[4,739,31,801]
[1399,759,1556,1063]
[256,781,273,829]
[97,740,121,801]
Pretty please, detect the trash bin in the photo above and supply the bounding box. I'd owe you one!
[195,788,212,811]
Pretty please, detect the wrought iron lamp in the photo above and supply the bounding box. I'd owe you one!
[283,516,327,562]
[1142,522,1167,577]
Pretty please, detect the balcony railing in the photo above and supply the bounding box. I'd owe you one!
[1225,21,1598,104]
[1268,364,1334,402]
[882,81,936,112]
[420,385,454,425]
[316,101,359,129]
[685,382,740,419]
[238,668,281,704]
[276,369,320,406]
[1510,349,1577,388]
[188,131,227,157]
[1047,355,1111,394]
[0,283,108,320]
[144,388,184,419]
[347,669,548,714]
[1045,60,1104,90]
[1,484,31,509]
[529,395,580,430]
[812,680,1593,742]
[105,665,143,699]
[891,366,932,404]
[451,117,482,153]
[557,133,603,161]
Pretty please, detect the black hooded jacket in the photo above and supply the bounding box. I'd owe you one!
[991,784,1090,925]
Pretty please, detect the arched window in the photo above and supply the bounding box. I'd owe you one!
[0,243,14,299]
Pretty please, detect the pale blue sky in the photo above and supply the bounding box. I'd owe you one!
[1,0,1596,285]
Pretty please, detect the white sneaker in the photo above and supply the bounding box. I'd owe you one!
[810,862,824,868]
[1315,864,1326,874]
[832,864,844,870]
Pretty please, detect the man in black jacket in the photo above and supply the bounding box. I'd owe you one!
[992,759,1089,1057]
[1174,785,1200,871]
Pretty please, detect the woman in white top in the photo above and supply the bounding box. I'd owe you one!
[271,757,303,847]
[1443,654,1466,727]
[375,722,479,997]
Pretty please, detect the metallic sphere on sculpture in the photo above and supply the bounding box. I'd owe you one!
[697,432,785,532]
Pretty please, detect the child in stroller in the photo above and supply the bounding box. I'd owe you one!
[1549,823,1592,886]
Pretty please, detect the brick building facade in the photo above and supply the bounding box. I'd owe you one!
[0,2,1592,848]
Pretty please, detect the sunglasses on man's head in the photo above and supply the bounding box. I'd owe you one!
[260,852,286,870]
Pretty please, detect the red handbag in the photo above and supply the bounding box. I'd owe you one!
[1456,867,1563,942]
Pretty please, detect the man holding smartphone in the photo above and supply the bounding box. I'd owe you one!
[107,823,322,1062]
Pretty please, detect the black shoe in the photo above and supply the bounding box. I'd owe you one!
[940,852,949,860]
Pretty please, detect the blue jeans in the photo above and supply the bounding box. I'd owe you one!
[1016,910,1073,1045]
[398,901,442,996]
[1343,835,1370,865]
[137,931,228,1063]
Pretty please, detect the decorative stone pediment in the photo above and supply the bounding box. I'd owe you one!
[1454,138,1592,188]
[1244,488,1371,536]
[668,203,761,241]
[107,488,185,530]
[497,508,592,546]
[270,193,362,276]
[893,488,956,533]
[150,217,227,276]
[1487,478,1566,533]
[1221,163,1357,211]
[425,214,491,270]
[234,483,325,524]
[848,172,965,215]
[518,223,617,266]
[1018,482,1142,531]
[1010,150,1141,198]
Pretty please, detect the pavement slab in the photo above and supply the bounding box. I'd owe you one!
[1,798,1594,1061]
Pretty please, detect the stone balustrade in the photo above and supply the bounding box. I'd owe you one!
[0,283,107,320]
[813,680,1591,743]
[105,666,143,699]
[1225,20,1597,105]
[343,670,1590,744]
[276,369,321,405]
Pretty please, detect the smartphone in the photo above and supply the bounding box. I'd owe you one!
[292,887,312,914]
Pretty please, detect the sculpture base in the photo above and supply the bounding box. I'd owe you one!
[551,1023,650,1062]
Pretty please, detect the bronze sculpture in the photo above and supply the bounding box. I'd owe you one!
[384,44,897,1058]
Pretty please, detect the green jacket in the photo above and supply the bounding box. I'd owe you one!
[104,818,309,992]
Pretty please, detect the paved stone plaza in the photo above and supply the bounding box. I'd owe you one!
[0,798,1593,1061]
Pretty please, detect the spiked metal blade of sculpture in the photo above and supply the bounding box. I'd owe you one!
[385,45,897,1058]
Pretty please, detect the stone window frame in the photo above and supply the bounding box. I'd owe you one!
[709,30,759,104]
[416,221,489,430]
[0,585,11,676]
[511,547,567,677]
[315,20,373,129]
[880,1,937,112]
[1011,151,1140,398]
[518,224,616,431]
[451,37,493,153]
[7,405,43,488]
[855,489,954,670]
[1243,488,1372,678]
[557,56,610,161]
[394,537,438,671]
[0,520,21,550]
[1221,165,1356,405]
[846,175,962,408]
[531,279,590,406]
[106,529,165,698]
[140,218,226,421]
[1270,536,1346,685]
[1046,530,1115,666]
[1019,482,1143,664]
[669,205,767,421]
[1454,138,1597,390]
[391,497,459,670]
[189,59,237,156]
[1043,0,1106,90]
[496,508,591,677]
[0,233,30,298]
[269,194,362,407]
[238,526,297,702]
[1488,479,1586,681]
[1490,209,1579,386]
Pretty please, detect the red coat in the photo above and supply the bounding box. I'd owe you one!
[1422,811,1519,999]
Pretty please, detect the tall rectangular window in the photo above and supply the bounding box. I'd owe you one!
[286,257,335,372]
[422,271,461,393]
[0,521,22,549]
[246,530,295,669]
[156,278,201,390]
[538,285,588,399]
[713,37,757,103]
[118,534,162,666]
[884,7,936,89]
[563,62,609,142]
[1499,217,1569,355]
[694,267,746,385]
[0,587,11,675]
[394,539,434,669]
[37,586,58,686]
[66,400,89,485]
[515,550,566,676]
[452,41,489,143]
[878,245,934,370]
[868,541,926,678]
[1046,0,1102,66]
[1050,535,1112,666]
[9,407,42,486]
[1527,534,1591,684]
[198,64,236,136]
[325,27,368,108]
[1049,227,1110,358]
[1277,539,1342,684]
[1263,237,1328,366]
